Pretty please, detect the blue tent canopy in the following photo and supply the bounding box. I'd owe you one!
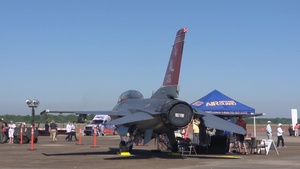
[191,90,255,116]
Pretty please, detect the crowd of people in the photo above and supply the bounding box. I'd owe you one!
[0,118,17,144]
[0,118,81,144]
[265,121,300,149]
[288,123,299,137]
[1,115,298,155]
[46,120,84,142]
[65,121,79,141]
[189,116,299,155]
[47,120,108,142]
[190,116,250,154]
[0,118,111,144]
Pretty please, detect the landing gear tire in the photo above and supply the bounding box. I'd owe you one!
[119,141,129,152]
[172,142,179,153]
[23,136,29,144]
[129,145,133,152]
[1,134,8,143]
[13,137,20,144]
[34,137,38,143]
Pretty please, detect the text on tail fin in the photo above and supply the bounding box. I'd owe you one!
[163,28,188,86]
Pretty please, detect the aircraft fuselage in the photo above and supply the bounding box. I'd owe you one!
[112,98,194,134]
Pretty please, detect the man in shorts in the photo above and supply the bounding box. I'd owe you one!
[236,116,248,154]
[225,118,235,153]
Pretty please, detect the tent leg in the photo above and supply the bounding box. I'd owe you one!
[253,117,256,137]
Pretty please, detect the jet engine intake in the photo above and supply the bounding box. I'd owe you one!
[161,100,193,130]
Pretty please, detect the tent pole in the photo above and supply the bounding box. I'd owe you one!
[253,116,256,137]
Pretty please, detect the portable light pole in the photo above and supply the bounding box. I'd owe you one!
[26,99,40,126]
[26,99,39,150]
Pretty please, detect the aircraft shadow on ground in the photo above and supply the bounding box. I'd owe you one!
[185,155,241,160]
[42,148,185,160]
[42,148,242,160]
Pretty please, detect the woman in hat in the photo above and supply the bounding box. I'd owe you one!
[8,121,16,144]
[276,123,285,148]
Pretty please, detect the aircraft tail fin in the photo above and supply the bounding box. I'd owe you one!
[163,28,188,86]
[151,28,187,99]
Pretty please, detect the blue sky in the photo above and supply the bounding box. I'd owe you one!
[0,0,299,118]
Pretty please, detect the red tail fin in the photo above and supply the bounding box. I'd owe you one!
[163,28,188,86]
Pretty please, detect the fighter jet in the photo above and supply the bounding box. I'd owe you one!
[40,28,246,154]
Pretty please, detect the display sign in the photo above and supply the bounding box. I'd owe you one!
[258,139,279,155]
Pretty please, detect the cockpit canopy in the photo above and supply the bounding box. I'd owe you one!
[118,90,144,103]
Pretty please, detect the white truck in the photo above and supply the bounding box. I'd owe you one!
[84,115,116,136]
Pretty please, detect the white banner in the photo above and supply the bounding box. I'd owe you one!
[291,109,298,129]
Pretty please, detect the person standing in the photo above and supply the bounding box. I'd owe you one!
[97,123,102,136]
[65,121,72,141]
[45,121,49,136]
[277,123,285,148]
[0,118,3,143]
[70,121,78,141]
[225,118,235,153]
[100,123,105,136]
[192,119,200,145]
[266,121,272,140]
[235,116,248,154]
[1,118,7,143]
[288,124,294,136]
[8,121,16,144]
[54,123,58,141]
[294,123,299,137]
[49,120,57,142]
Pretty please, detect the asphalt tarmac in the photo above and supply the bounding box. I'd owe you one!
[1,133,300,169]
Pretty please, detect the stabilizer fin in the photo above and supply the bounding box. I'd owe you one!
[163,28,188,86]
[152,28,188,99]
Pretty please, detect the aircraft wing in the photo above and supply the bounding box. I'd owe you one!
[194,109,246,135]
[202,112,264,117]
[106,112,154,125]
[40,109,127,117]
[41,109,155,125]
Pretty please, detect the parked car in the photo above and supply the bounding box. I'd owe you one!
[84,115,116,136]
